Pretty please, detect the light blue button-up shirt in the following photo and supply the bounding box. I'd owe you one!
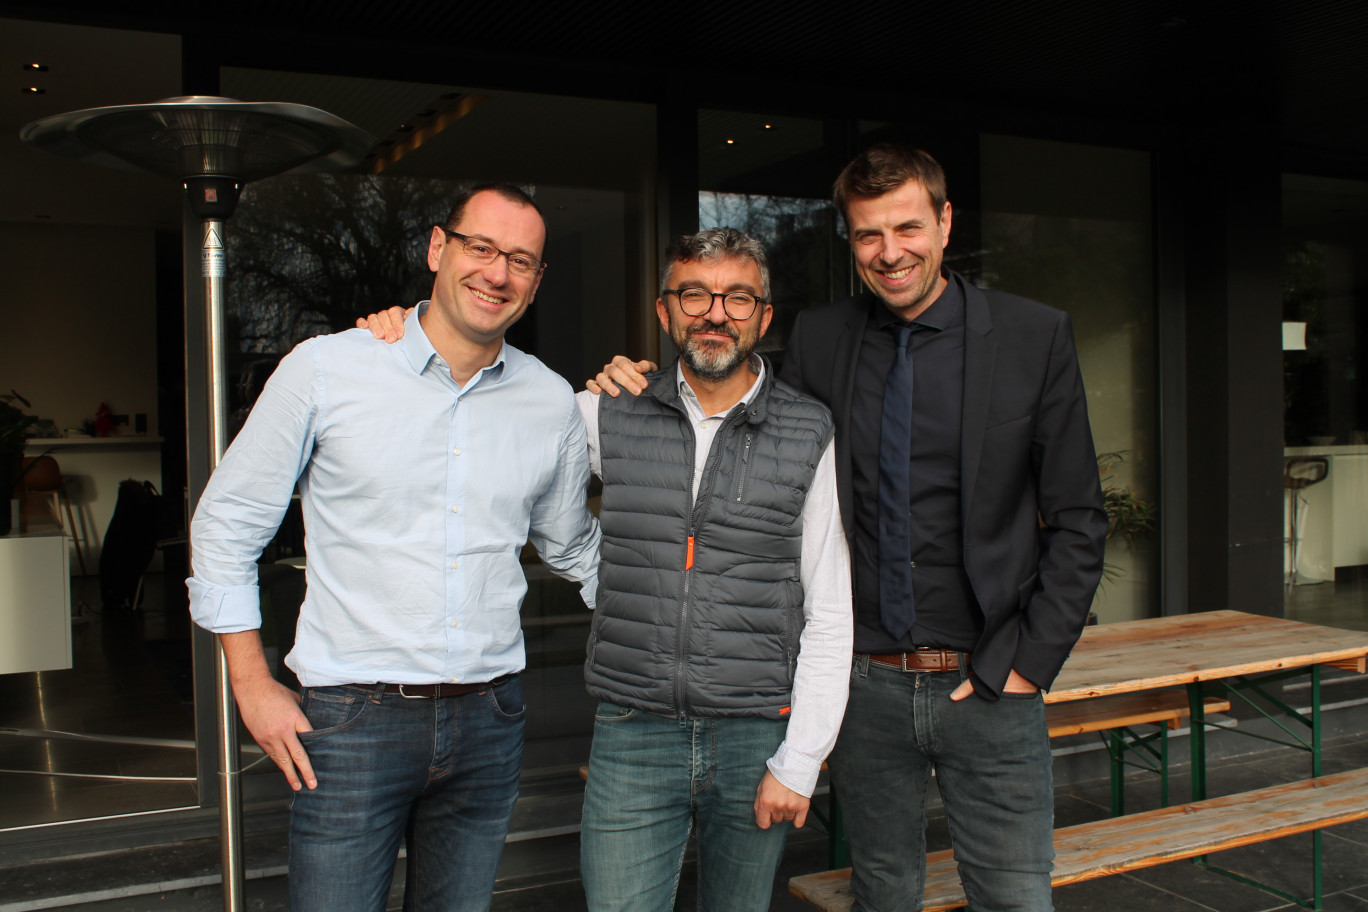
[188,303,600,687]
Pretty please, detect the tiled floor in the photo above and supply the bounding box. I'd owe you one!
[1286,574,1368,633]
[0,575,199,829]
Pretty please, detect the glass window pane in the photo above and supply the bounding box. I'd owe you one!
[980,134,1158,623]
[0,21,192,829]
[697,109,848,370]
[1282,174,1368,629]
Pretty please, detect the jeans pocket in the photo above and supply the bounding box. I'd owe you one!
[593,701,636,723]
[486,676,526,721]
[298,687,371,740]
[999,690,1044,702]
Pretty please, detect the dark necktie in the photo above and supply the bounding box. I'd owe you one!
[878,322,916,641]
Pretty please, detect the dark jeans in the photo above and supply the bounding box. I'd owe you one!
[288,678,525,912]
[579,703,791,912]
[829,657,1055,912]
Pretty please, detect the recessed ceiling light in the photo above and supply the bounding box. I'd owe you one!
[726,138,735,144]
[24,63,49,71]
[22,87,45,94]
[763,124,773,129]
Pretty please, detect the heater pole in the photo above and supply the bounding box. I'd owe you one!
[203,215,245,912]
[22,99,374,912]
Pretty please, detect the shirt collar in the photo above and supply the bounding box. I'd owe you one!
[675,353,766,420]
[871,269,964,333]
[401,300,509,383]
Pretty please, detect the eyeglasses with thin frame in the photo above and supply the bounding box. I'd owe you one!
[439,227,546,279]
[663,287,767,321]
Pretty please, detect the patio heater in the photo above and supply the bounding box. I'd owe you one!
[21,96,373,911]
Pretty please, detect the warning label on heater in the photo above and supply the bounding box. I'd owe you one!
[202,226,225,278]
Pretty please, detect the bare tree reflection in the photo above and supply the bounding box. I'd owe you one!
[698,191,846,370]
[228,174,458,355]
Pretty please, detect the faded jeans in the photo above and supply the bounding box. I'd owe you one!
[579,703,791,912]
[829,656,1055,912]
[287,678,525,912]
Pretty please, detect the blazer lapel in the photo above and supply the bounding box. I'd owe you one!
[832,299,868,534]
[960,276,996,528]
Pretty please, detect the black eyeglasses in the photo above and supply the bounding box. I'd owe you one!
[439,227,546,279]
[663,288,766,320]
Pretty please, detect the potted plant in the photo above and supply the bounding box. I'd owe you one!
[1095,451,1157,604]
[1,390,46,535]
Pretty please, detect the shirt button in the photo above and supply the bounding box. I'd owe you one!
[450,676,459,683]
[451,505,460,513]
[450,561,459,570]
[453,448,461,456]
[450,620,459,628]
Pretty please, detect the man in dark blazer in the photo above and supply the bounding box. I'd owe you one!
[592,143,1107,911]
[779,143,1108,911]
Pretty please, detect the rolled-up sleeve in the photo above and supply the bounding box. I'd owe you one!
[187,342,319,633]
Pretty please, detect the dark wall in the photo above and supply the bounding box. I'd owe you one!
[1184,116,1286,616]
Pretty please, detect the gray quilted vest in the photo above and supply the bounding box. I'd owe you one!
[584,360,834,720]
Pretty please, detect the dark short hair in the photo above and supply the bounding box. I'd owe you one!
[832,143,949,221]
[443,182,543,230]
[661,227,771,301]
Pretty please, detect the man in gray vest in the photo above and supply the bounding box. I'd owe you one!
[361,227,851,910]
[573,228,851,911]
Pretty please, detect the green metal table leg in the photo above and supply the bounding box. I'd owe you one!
[1188,681,1208,802]
[1109,729,1125,816]
[1312,665,1322,910]
[1159,722,1170,807]
[1187,665,1329,909]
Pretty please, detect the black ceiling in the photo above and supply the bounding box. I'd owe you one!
[3,0,1365,173]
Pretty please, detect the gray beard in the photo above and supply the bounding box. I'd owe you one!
[680,336,750,381]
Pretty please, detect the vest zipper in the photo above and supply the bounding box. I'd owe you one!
[734,432,754,502]
[675,408,745,722]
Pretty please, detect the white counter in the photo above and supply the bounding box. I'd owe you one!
[0,526,72,673]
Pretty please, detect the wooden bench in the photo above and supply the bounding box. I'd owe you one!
[791,766,1368,911]
[1045,690,1228,738]
[1046,691,1232,815]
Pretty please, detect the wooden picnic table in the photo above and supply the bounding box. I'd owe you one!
[792,610,1368,911]
[1047,609,1368,703]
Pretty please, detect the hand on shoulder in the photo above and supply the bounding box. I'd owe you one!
[355,306,412,343]
[587,355,656,396]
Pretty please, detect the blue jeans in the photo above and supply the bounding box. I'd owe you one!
[287,678,525,912]
[829,657,1055,912]
[580,704,791,912]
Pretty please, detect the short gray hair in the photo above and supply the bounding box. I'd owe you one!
[659,227,771,302]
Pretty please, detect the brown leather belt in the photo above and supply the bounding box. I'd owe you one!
[347,676,511,699]
[862,649,966,673]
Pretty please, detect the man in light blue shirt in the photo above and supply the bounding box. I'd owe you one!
[188,184,600,912]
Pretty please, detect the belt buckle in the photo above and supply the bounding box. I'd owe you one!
[901,653,915,672]
[397,684,431,699]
